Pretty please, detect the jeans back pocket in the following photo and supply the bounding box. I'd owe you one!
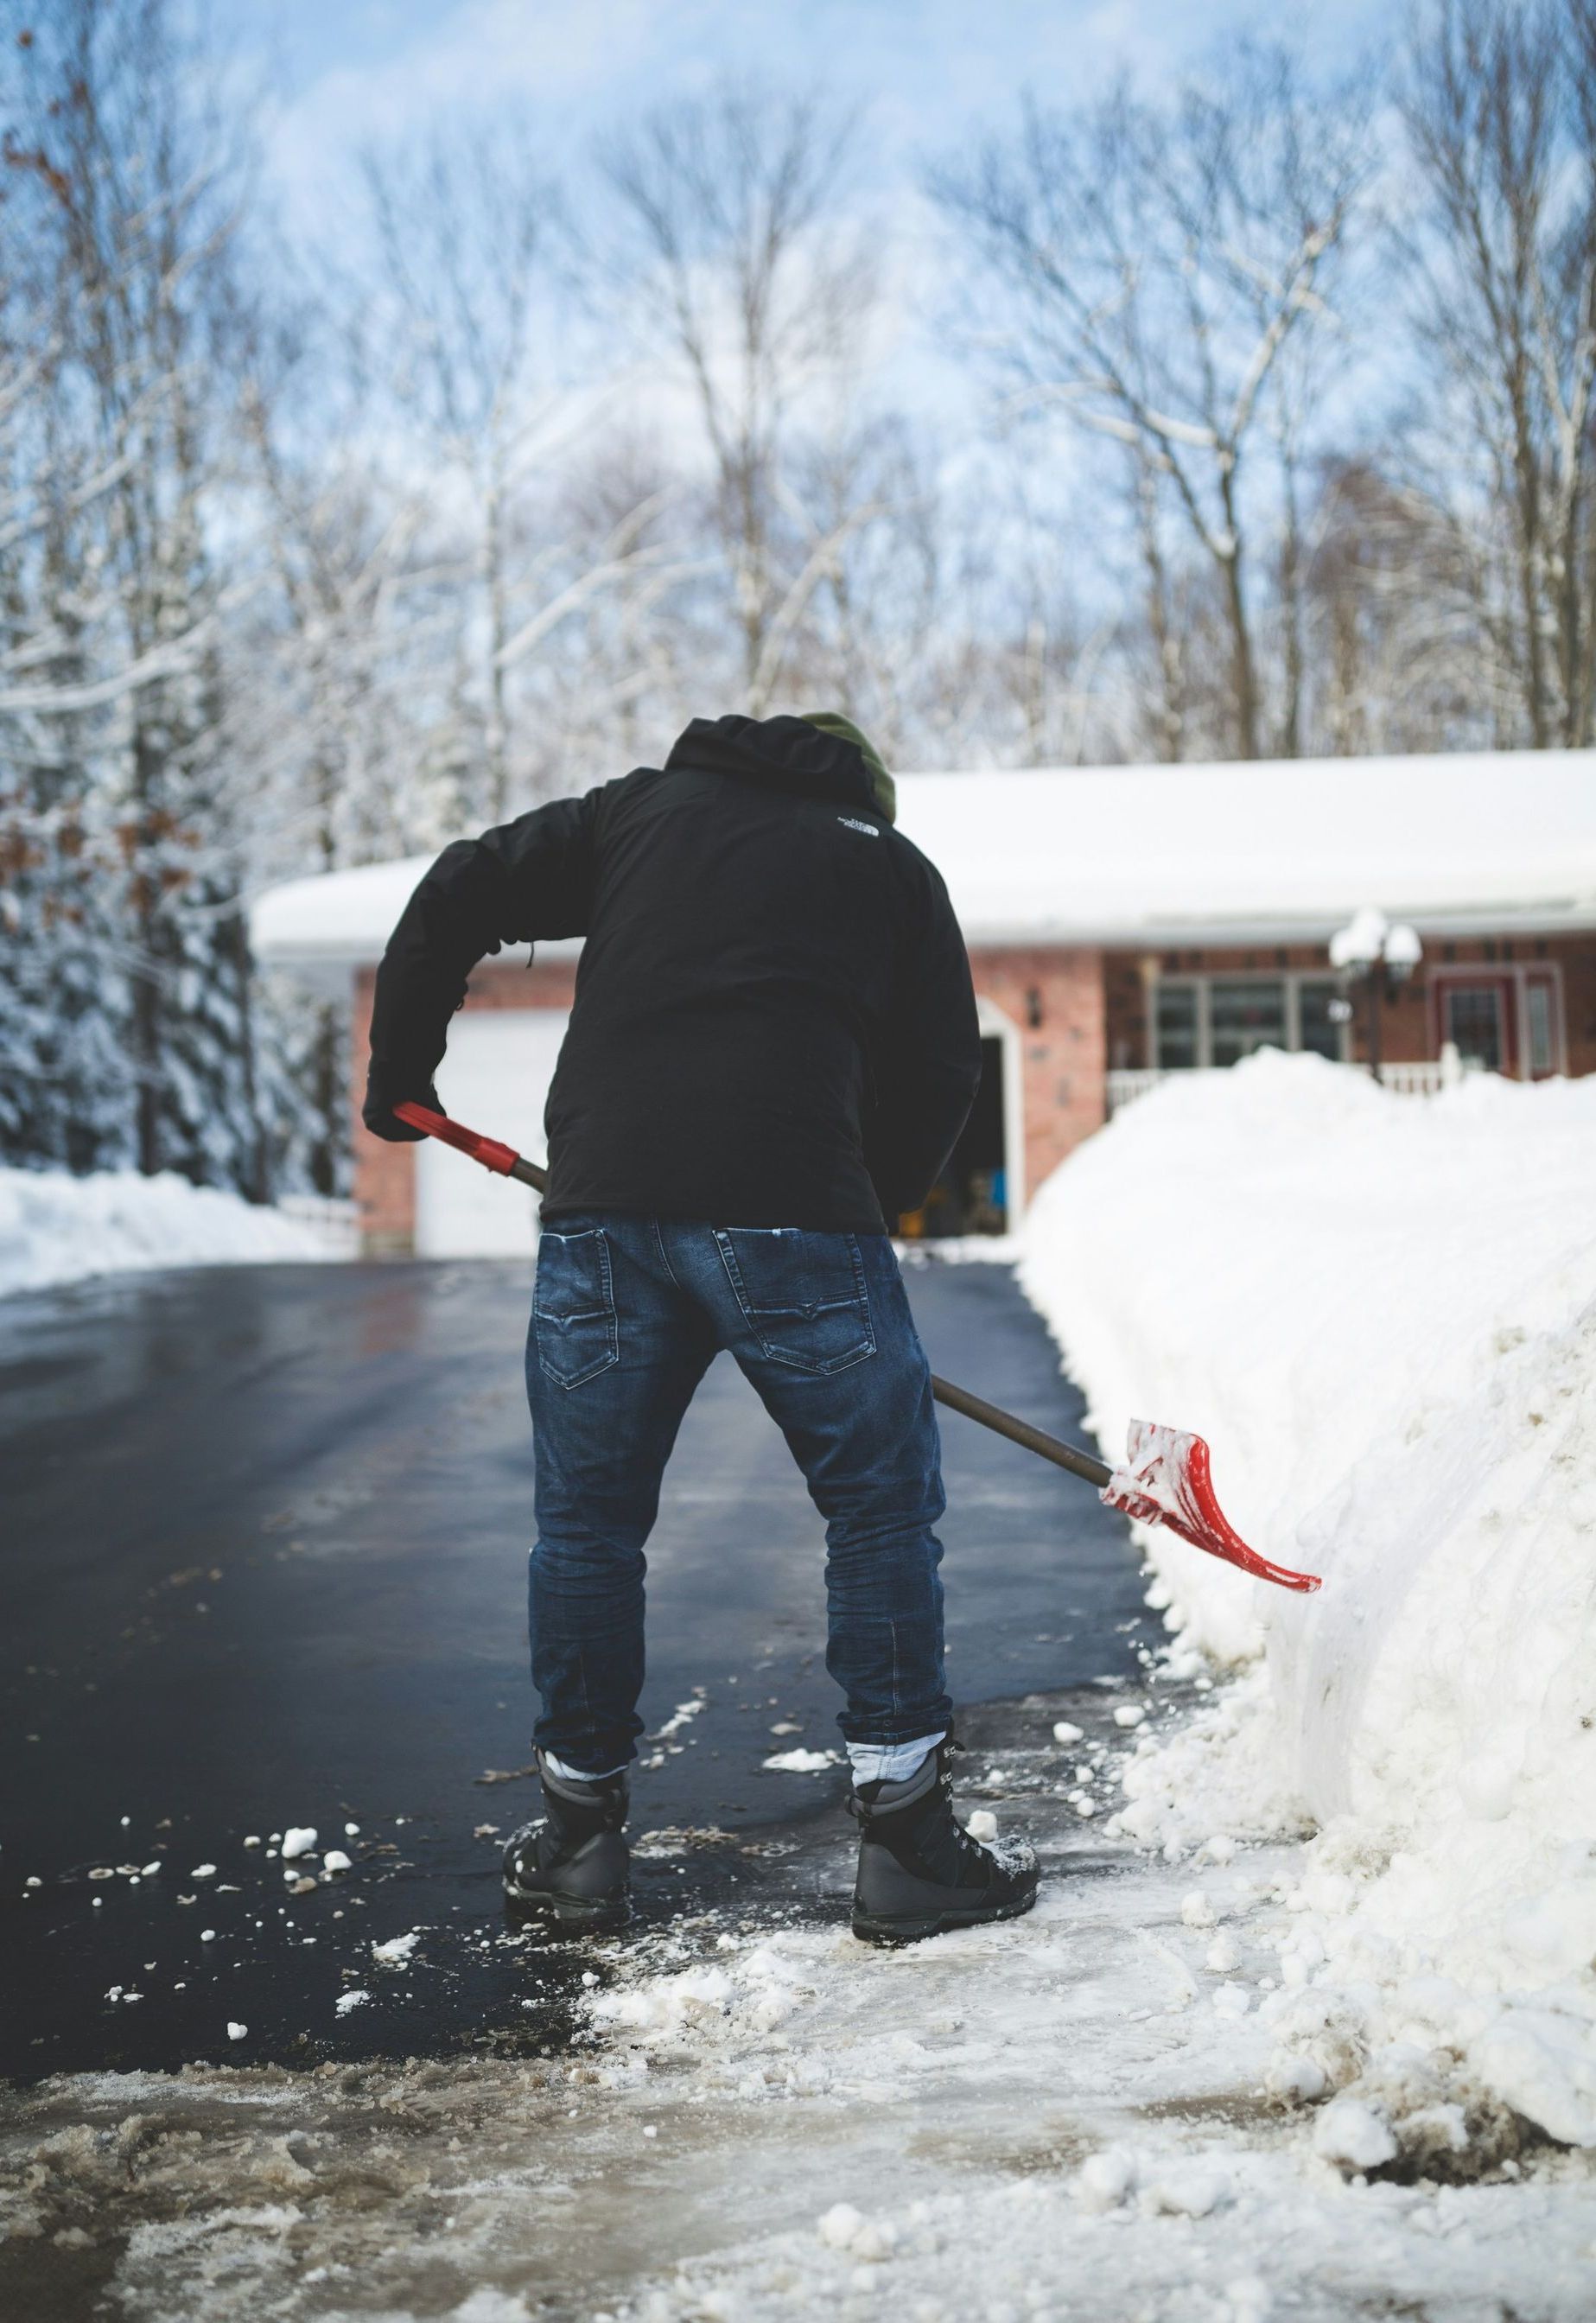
[534,1228,620,1389]
[714,1228,875,1375]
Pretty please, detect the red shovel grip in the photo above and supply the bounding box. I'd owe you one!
[392,1101,547,1189]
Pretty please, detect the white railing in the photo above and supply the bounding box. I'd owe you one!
[278,1193,363,1256]
[1377,1060,1448,1096]
[1107,1050,1481,1116]
[1105,1068,1170,1112]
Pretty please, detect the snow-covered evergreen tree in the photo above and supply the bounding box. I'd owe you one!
[3,0,271,1194]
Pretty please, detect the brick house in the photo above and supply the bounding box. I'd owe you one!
[252,748,1596,1256]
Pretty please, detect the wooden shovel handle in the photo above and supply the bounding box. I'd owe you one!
[930,1373,1112,1489]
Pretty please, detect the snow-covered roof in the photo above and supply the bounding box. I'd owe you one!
[252,748,1596,981]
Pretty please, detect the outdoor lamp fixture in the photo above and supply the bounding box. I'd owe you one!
[1328,907,1421,1085]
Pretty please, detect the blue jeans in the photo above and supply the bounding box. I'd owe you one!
[525,1214,952,1775]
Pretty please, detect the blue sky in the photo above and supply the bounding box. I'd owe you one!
[240,0,1402,584]
[254,0,1390,227]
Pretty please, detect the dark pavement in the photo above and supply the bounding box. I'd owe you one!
[1,1253,1149,2082]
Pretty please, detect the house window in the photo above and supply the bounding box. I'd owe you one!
[1154,983,1200,1069]
[1443,983,1506,1073]
[1153,972,1349,1070]
[1297,980,1342,1061]
[1526,978,1555,1077]
[1209,979,1287,1066]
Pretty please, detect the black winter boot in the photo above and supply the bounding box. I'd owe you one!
[501,1752,631,1932]
[849,1740,1039,1944]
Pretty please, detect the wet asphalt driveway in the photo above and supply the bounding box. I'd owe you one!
[1,1252,1149,2081]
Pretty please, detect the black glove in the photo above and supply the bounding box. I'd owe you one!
[363,1077,444,1142]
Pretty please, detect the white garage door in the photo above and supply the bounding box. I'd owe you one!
[414,1009,569,1257]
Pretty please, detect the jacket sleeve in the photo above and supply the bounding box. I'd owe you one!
[363,789,605,1139]
[866,860,983,1218]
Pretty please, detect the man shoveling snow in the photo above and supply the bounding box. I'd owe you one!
[365,710,1039,1943]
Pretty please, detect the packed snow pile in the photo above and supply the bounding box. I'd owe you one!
[1021,1052,1596,2154]
[0,1164,349,1297]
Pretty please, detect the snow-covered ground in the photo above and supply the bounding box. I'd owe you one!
[1021,1053,1596,2160]
[10,1707,1593,2322]
[0,1165,353,1297]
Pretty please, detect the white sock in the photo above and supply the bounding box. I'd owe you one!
[847,1732,946,1786]
[542,1749,628,1784]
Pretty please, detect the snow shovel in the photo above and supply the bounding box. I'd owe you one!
[393,1102,1320,1594]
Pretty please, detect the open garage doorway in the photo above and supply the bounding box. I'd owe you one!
[415,1009,568,1257]
[899,1002,1023,1239]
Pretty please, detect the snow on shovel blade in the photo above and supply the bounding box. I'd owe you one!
[1101,1419,1321,1594]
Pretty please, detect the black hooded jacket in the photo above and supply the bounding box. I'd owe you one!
[364,714,982,1232]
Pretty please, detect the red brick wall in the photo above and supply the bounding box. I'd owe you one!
[1562,936,1596,1077]
[968,945,1106,1202]
[348,960,577,1254]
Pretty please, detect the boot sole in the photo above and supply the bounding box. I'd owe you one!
[850,1883,1039,1947]
[503,1879,632,1933]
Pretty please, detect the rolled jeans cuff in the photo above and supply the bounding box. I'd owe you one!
[846,1731,945,1786]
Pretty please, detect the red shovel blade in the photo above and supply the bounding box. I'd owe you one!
[1102,1419,1321,1594]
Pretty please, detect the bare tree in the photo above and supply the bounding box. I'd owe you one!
[1399,0,1596,748]
[342,123,691,820]
[935,42,1370,759]
[347,121,569,819]
[1300,459,1494,753]
[598,80,893,711]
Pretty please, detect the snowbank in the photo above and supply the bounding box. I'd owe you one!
[1019,1053,1596,2152]
[0,1165,350,1298]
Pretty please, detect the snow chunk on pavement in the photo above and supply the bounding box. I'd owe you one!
[1265,2051,1328,2103]
[817,2200,864,2250]
[815,2201,896,2260]
[372,1932,422,1968]
[652,1694,706,1740]
[1140,2160,1231,2218]
[590,1943,810,2051]
[1073,2145,1138,2212]
[280,1827,317,1859]
[334,1989,370,2016]
[760,1748,840,1773]
[1313,2097,1398,2173]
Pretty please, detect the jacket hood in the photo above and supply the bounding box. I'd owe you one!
[664,714,886,819]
